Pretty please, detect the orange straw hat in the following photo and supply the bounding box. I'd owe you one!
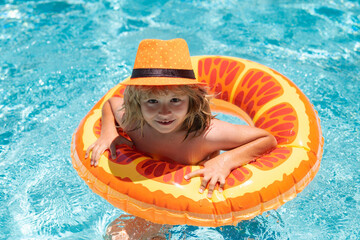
[121,38,205,86]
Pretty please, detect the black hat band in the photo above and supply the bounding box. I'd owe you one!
[131,68,196,79]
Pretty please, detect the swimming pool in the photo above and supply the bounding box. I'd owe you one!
[1,0,359,239]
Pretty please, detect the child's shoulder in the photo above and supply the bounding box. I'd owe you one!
[204,118,265,149]
[109,96,124,106]
[207,118,248,134]
[207,118,266,137]
[204,119,238,142]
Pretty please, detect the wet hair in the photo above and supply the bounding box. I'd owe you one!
[121,85,214,138]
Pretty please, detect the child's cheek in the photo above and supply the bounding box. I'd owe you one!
[141,104,158,117]
[174,102,189,113]
[150,104,160,111]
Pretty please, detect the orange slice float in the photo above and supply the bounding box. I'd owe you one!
[71,56,323,227]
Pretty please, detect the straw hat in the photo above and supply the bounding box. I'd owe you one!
[121,38,205,86]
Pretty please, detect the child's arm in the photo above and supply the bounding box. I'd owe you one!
[184,119,277,198]
[85,97,133,166]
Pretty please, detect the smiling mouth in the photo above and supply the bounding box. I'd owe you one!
[156,120,175,125]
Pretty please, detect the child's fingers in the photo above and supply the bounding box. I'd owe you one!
[90,145,98,166]
[184,169,204,180]
[109,143,117,159]
[85,143,95,158]
[94,148,105,166]
[199,176,210,194]
[91,146,104,166]
[218,177,226,192]
[206,177,219,198]
[91,155,99,166]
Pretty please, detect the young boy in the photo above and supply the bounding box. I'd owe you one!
[86,38,277,198]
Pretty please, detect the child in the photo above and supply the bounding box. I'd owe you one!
[86,38,276,239]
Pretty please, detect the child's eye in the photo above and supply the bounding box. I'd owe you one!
[170,98,181,103]
[147,99,158,104]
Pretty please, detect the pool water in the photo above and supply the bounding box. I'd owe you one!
[1,0,359,239]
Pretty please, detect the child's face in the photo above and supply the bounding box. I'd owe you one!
[140,91,189,134]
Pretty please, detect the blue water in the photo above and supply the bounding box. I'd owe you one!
[1,0,359,239]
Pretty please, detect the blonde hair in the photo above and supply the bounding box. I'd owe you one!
[121,85,213,138]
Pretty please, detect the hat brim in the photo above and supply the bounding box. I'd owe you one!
[120,77,206,86]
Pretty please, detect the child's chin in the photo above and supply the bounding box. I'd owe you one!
[153,123,178,133]
[155,126,181,134]
[156,128,175,134]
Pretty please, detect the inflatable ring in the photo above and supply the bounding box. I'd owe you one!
[71,56,323,227]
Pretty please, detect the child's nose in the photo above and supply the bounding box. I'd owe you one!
[159,103,171,115]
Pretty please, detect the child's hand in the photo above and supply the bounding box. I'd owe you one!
[184,156,231,198]
[85,134,133,167]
